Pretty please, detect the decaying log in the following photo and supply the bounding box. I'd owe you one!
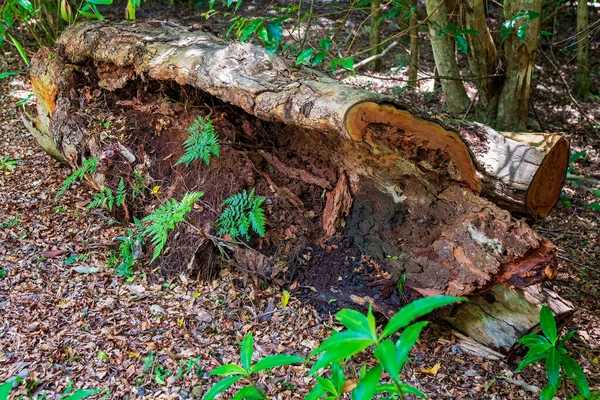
[26,20,565,300]
[445,284,574,353]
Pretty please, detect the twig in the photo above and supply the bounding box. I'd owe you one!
[529,99,546,131]
[557,254,600,274]
[250,308,300,320]
[335,40,400,75]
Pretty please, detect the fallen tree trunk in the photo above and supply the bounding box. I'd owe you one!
[26,20,565,301]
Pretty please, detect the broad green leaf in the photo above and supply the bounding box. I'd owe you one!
[8,35,28,66]
[62,389,102,400]
[231,386,265,400]
[457,28,480,35]
[375,383,426,399]
[241,333,253,370]
[311,51,327,66]
[517,333,550,347]
[0,379,16,400]
[204,376,243,400]
[381,296,465,339]
[455,34,467,54]
[515,343,552,372]
[310,337,374,374]
[539,306,558,344]
[0,71,23,80]
[266,20,282,43]
[239,18,263,41]
[395,321,429,369]
[336,308,376,339]
[517,25,527,41]
[305,385,327,400]
[87,0,112,5]
[352,366,381,400]
[540,381,560,400]
[296,48,314,65]
[319,37,331,51]
[558,330,577,350]
[16,0,34,13]
[313,330,375,355]
[331,362,345,395]
[561,356,591,398]
[250,355,304,373]
[210,364,249,377]
[501,20,515,42]
[375,340,400,382]
[546,347,561,389]
[315,376,338,396]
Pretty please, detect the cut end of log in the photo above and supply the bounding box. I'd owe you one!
[345,101,481,192]
[526,136,569,218]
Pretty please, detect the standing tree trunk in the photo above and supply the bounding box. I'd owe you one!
[370,0,383,72]
[496,0,543,131]
[408,0,419,88]
[459,0,501,123]
[425,0,471,114]
[575,0,591,99]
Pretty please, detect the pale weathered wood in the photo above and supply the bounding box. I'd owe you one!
[446,284,574,353]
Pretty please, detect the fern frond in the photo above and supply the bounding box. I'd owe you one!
[175,116,220,167]
[56,157,99,200]
[142,191,204,262]
[215,189,266,241]
[116,178,126,207]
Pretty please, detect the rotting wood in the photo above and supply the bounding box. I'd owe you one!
[25,20,566,300]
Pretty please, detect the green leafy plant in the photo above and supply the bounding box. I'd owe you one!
[176,116,220,167]
[0,214,19,229]
[143,192,203,262]
[112,218,144,278]
[204,332,304,400]
[0,156,17,172]
[88,178,126,210]
[56,157,99,200]
[501,9,540,42]
[131,171,146,199]
[0,71,24,80]
[205,296,464,399]
[438,24,480,54]
[515,306,591,400]
[215,188,265,241]
[0,0,113,50]
[177,356,203,378]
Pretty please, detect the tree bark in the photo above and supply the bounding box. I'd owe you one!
[496,0,543,131]
[459,0,501,123]
[575,0,591,99]
[26,20,566,298]
[425,0,471,114]
[370,0,383,72]
[407,0,419,88]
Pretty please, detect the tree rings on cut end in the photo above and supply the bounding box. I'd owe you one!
[344,101,481,192]
[526,136,569,218]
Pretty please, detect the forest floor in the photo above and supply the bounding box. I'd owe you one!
[1,1,600,399]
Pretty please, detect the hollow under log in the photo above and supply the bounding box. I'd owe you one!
[25,20,565,300]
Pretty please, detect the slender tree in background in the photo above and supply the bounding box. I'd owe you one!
[408,0,419,88]
[496,0,543,131]
[575,0,591,99]
[425,0,471,114]
[370,0,383,71]
[459,0,501,123]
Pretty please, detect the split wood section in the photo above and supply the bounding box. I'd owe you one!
[28,21,566,300]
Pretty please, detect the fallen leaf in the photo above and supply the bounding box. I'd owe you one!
[419,363,441,376]
[281,289,290,308]
[72,266,99,274]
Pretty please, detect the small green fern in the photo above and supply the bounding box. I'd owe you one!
[56,157,99,200]
[113,218,144,278]
[88,178,127,210]
[175,115,220,167]
[216,189,266,241]
[143,191,204,262]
